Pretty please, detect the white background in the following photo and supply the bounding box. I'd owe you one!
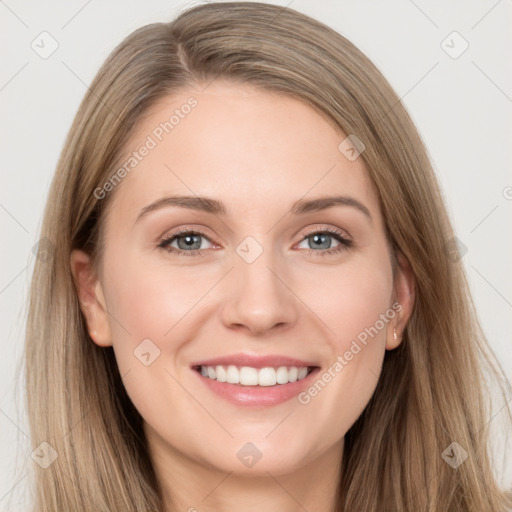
[1,0,511,509]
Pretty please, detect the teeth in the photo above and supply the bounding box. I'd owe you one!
[226,365,239,384]
[216,365,227,382]
[198,365,311,386]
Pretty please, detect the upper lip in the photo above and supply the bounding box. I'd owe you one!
[191,353,319,369]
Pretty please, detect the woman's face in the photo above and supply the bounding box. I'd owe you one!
[72,80,413,478]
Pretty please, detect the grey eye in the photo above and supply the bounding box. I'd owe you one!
[175,233,204,250]
[297,233,341,251]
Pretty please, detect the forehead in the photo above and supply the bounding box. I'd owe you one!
[103,80,380,227]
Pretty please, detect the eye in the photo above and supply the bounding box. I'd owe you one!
[158,226,352,257]
[158,228,215,257]
[296,227,352,256]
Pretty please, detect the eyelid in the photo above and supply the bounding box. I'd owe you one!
[298,224,352,242]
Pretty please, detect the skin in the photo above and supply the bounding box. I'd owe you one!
[71,80,414,512]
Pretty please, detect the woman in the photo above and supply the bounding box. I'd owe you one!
[25,2,512,510]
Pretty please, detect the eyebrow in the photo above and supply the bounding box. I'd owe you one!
[135,194,372,223]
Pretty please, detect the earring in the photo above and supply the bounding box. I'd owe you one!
[393,328,398,340]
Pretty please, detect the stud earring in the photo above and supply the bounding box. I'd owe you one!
[393,328,398,340]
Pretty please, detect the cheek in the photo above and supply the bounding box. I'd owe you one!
[103,253,213,344]
[300,255,394,351]
[291,258,393,445]
[100,253,211,423]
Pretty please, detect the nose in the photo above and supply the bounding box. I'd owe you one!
[220,247,299,336]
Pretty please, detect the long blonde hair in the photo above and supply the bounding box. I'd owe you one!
[25,2,511,510]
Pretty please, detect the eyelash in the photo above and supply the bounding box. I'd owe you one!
[158,226,353,258]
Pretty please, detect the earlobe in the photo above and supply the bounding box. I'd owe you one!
[70,249,113,347]
[387,327,402,350]
[386,251,415,350]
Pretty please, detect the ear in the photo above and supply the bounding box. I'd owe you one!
[386,251,415,350]
[70,249,112,347]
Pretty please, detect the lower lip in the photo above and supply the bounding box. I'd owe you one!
[193,367,320,407]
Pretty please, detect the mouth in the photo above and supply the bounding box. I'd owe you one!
[192,363,321,407]
[190,353,322,407]
[192,364,319,387]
